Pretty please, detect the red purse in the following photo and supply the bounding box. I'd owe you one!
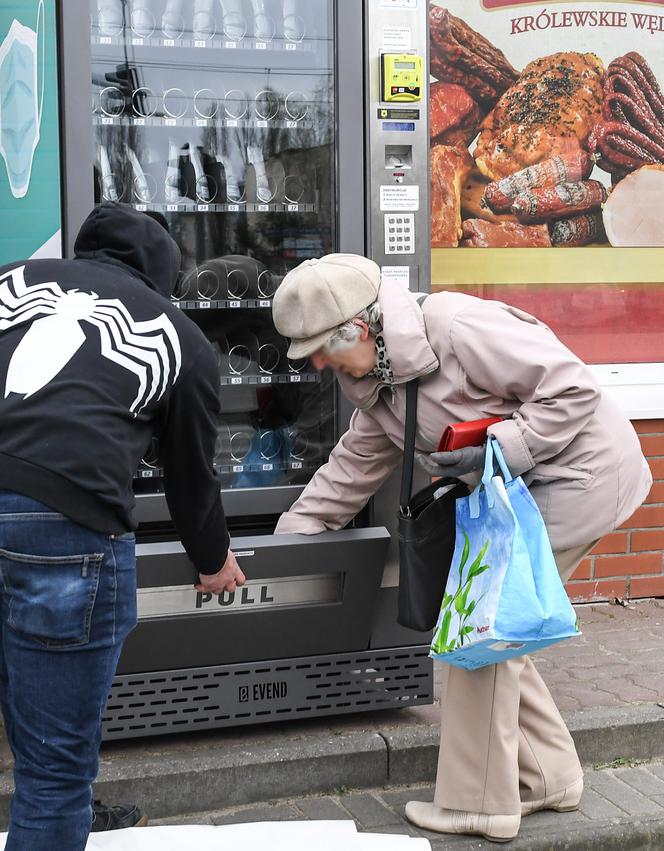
[438,417,502,453]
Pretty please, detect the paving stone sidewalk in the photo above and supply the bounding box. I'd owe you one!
[153,758,664,849]
[529,598,664,713]
[0,599,662,834]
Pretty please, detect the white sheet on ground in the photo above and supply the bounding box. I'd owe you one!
[0,821,431,850]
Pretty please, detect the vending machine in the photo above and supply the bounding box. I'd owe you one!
[56,0,432,740]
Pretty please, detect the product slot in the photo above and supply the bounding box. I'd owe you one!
[171,299,273,310]
[92,36,315,52]
[93,117,313,131]
[128,203,314,213]
[135,459,315,481]
[219,373,318,386]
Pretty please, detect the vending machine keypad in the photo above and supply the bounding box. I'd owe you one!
[384,214,415,254]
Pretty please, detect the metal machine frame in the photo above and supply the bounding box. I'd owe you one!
[56,0,434,741]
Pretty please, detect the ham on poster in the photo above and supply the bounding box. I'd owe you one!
[429,0,664,248]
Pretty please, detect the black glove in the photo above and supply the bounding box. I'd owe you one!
[417,444,486,479]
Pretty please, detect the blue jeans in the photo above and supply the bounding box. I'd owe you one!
[0,491,137,850]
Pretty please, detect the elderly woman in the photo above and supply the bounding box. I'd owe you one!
[272,254,651,843]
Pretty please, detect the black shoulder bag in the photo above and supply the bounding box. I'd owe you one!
[397,379,469,632]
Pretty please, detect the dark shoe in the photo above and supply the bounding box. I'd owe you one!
[91,799,149,831]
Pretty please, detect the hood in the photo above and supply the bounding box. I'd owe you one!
[336,279,439,409]
[73,202,182,297]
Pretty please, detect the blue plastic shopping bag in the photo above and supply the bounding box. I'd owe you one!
[430,438,580,670]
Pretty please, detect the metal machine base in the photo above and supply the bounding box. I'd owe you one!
[102,645,433,740]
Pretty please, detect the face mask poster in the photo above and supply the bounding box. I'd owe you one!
[430,0,664,285]
[0,0,61,265]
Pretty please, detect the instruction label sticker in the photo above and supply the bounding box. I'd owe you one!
[381,25,412,51]
[380,185,419,212]
[381,266,410,290]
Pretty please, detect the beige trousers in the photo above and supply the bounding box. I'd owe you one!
[433,542,595,816]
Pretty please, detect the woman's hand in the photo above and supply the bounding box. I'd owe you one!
[417,445,485,479]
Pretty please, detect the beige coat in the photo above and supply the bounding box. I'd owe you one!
[276,281,652,551]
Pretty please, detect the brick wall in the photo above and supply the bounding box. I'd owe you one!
[567,419,664,603]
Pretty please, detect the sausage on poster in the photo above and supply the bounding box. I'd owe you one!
[483,151,594,212]
[511,180,608,223]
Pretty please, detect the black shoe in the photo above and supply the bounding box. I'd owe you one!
[91,799,149,831]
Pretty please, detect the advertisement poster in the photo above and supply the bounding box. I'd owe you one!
[429,0,664,364]
[0,0,61,266]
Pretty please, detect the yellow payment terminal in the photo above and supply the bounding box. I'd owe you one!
[381,53,424,103]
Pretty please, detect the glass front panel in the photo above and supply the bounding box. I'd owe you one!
[89,0,336,495]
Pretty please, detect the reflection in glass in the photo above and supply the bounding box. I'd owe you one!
[260,429,283,461]
[284,175,305,204]
[220,0,247,40]
[288,428,310,461]
[258,343,281,374]
[224,89,248,120]
[230,431,252,463]
[193,0,216,40]
[165,140,186,203]
[257,270,278,299]
[283,0,305,42]
[132,87,157,118]
[289,357,308,374]
[97,1,123,37]
[284,90,308,121]
[162,0,185,39]
[197,269,219,300]
[126,146,155,202]
[189,145,212,203]
[99,86,124,117]
[227,268,250,299]
[98,144,120,202]
[130,4,155,38]
[141,437,160,468]
[228,344,252,375]
[194,88,219,119]
[162,87,188,119]
[90,0,337,493]
[250,0,275,40]
[171,272,189,302]
[254,89,279,121]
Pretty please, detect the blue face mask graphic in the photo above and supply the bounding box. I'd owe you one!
[0,1,44,199]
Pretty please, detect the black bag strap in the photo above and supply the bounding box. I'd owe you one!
[399,378,419,513]
[399,293,429,514]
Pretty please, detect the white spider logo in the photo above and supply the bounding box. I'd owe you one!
[0,265,182,415]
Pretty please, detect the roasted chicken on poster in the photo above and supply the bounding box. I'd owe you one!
[430,145,474,247]
[430,82,482,148]
[475,53,604,181]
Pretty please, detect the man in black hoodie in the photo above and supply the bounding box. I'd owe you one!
[0,203,243,850]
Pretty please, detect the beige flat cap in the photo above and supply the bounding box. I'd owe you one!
[272,254,380,359]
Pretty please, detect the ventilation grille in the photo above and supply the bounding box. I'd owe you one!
[102,646,433,740]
